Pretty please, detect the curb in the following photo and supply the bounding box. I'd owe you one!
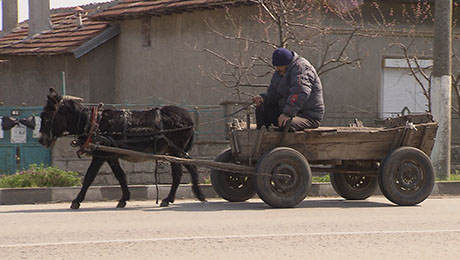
[0,182,459,205]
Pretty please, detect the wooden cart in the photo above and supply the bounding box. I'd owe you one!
[88,113,438,208]
[210,113,438,208]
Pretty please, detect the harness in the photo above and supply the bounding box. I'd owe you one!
[80,104,102,150]
[70,104,193,159]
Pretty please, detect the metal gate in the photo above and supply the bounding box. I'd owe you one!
[0,107,51,174]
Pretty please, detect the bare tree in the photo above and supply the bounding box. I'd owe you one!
[200,0,459,119]
[388,1,460,120]
[392,42,433,113]
[201,0,374,101]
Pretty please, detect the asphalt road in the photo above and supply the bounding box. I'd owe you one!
[1,196,460,260]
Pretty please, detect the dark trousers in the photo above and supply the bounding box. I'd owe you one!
[255,103,320,131]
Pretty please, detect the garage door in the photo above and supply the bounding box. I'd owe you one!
[382,58,432,118]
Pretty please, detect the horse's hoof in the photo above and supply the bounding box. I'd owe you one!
[116,201,127,208]
[198,195,206,202]
[70,201,80,209]
[160,200,169,207]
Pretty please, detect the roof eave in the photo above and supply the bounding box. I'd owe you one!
[90,0,259,21]
[72,24,120,58]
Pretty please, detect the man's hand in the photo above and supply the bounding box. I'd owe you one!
[278,113,291,127]
[253,95,264,106]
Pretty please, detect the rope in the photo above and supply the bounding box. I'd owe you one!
[195,101,254,127]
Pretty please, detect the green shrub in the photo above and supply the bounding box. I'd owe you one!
[0,164,81,188]
[312,174,330,183]
[450,174,460,181]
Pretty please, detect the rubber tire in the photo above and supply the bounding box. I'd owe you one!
[330,173,378,200]
[255,147,312,208]
[377,154,390,198]
[210,148,256,202]
[378,146,435,206]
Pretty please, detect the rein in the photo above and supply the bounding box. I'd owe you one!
[194,101,255,127]
[52,100,252,156]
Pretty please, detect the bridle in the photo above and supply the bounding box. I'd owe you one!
[42,97,87,145]
[41,100,63,144]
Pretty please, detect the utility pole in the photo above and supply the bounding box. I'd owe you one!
[431,0,452,180]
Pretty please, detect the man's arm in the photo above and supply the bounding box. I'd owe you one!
[283,63,313,117]
[259,72,281,106]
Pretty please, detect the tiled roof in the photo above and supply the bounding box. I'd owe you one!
[91,0,257,21]
[0,6,114,56]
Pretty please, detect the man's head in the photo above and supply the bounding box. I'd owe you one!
[272,48,293,76]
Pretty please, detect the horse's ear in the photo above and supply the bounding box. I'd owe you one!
[48,88,62,102]
[48,87,59,97]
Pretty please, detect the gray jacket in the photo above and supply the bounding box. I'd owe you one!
[261,53,324,121]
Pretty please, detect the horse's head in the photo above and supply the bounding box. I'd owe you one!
[38,88,84,148]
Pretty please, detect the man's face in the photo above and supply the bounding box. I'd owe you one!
[275,65,288,76]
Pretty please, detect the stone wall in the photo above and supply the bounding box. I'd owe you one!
[51,137,229,185]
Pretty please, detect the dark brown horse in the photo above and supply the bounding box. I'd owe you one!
[39,88,205,209]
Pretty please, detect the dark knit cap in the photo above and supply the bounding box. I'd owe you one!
[272,48,293,66]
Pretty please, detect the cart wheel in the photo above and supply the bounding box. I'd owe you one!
[330,173,378,200]
[377,154,390,198]
[255,147,312,208]
[210,148,256,202]
[378,146,435,206]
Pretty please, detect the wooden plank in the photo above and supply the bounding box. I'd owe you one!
[237,140,392,161]
[86,143,257,175]
[389,128,404,151]
[419,125,438,155]
[237,131,396,146]
[402,128,416,146]
[291,141,391,161]
[252,127,265,158]
[310,167,377,175]
[231,122,438,162]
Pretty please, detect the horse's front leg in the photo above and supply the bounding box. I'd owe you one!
[160,162,182,207]
[183,164,206,202]
[107,158,130,208]
[71,157,105,209]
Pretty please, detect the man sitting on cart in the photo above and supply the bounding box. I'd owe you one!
[253,48,324,131]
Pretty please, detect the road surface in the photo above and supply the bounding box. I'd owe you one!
[1,196,459,259]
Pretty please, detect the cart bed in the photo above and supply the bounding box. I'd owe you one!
[230,114,438,164]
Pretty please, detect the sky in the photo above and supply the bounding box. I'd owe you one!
[1,0,111,29]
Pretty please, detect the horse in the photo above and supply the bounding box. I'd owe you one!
[38,88,206,209]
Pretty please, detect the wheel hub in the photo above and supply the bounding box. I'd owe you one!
[272,163,297,192]
[226,174,248,190]
[345,174,370,189]
[396,162,422,190]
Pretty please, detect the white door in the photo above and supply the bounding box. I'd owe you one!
[382,58,432,118]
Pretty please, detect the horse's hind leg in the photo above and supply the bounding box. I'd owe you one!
[183,164,206,202]
[107,158,130,208]
[160,162,182,207]
[71,157,105,209]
